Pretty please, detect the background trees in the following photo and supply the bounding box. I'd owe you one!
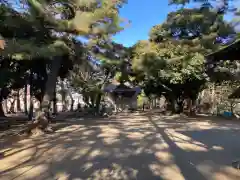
[0,0,239,124]
[130,1,238,113]
[0,0,128,131]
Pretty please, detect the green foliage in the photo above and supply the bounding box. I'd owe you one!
[130,4,235,113]
[69,57,108,108]
[0,0,128,118]
[150,8,234,53]
[0,0,127,58]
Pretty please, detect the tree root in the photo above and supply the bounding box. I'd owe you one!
[24,111,51,134]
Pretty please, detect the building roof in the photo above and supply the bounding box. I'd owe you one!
[206,40,240,61]
[228,86,240,99]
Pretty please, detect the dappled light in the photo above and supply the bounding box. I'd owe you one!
[1,0,240,179]
[1,113,240,179]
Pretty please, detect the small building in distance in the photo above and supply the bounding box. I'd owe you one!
[104,80,141,112]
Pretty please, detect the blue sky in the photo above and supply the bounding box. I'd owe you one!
[113,1,175,47]
[112,0,238,47]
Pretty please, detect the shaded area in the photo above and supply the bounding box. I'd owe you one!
[1,112,240,179]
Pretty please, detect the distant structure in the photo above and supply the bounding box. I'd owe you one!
[205,40,240,99]
[104,80,141,112]
[206,40,240,61]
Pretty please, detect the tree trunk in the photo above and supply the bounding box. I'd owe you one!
[0,88,7,117]
[28,98,34,121]
[176,99,184,114]
[24,82,28,115]
[4,100,8,114]
[186,98,191,115]
[28,69,34,121]
[16,89,21,112]
[190,99,197,116]
[68,91,74,112]
[26,57,62,133]
[9,100,15,114]
[61,80,67,112]
[211,83,216,114]
[41,58,62,114]
[70,99,74,112]
[52,87,57,115]
[153,98,156,108]
[169,98,177,114]
[95,93,102,113]
[0,100,5,117]
[148,98,152,109]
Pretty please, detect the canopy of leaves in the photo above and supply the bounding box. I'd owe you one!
[0,0,127,105]
[0,0,127,59]
[131,5,235,102]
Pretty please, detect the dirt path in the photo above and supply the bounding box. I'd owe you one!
[1,112,240,180]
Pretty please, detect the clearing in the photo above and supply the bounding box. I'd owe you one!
[1,112,240,180]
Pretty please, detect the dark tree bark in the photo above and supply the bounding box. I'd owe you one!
[24,81,28,115]
[170,99,176,114]
[28,68,34,121]
[26,57,62,133]
[190,99,197,116]
[0,101,5,117]
[28,99,34,121]
[68,90,74,112]
[41,58,61,113]
[70,99,74,111]
[176,99,184,114]
[52,86,57,115]
[165,96,176,114]
[0,90,6,117]
[95,93,102,113]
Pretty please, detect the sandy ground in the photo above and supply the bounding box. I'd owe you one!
[1,112,240,180]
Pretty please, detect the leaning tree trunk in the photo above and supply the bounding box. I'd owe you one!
[26,58,62,133]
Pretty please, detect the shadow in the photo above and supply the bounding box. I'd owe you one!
[178,128,240,163]
[148,116,207,180]
[0,113,163,179]
[1,112,240,179]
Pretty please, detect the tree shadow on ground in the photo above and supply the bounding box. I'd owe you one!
[1,112,240,180]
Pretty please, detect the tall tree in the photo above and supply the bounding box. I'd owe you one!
[26,0,126,117]
[0,0,127,131]
[131,4,235,114]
